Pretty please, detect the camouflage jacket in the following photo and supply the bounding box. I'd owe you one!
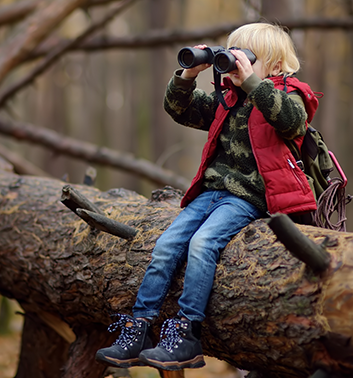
[164,70,311,213]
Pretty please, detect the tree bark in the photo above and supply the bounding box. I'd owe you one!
[0,171,352,378]
[15,310,71,378]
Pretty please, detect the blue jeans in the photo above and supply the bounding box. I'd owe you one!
[133,190,263,322]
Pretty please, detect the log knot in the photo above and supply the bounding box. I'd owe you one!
[149,186,184,204]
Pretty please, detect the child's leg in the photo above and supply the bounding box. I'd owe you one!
[139,191,263,370]
[96,190,219,369]
[132,190,219,319]
[178,191,263,321]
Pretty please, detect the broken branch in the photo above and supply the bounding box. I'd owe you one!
[76,208,138,240]
[268,213,331,273]
[61,184,105,215]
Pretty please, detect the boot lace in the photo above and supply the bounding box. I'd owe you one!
[107,314,141,348]
[158,318,185,352]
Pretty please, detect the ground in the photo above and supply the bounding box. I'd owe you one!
[0,332,20,378]
[0,300,244,378]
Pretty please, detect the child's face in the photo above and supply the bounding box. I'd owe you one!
[250,59,270,80]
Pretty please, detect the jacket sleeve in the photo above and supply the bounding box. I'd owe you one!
[163,70,219,132]
[242,74,307,140]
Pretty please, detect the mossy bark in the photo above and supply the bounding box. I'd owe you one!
[0,171,352,378]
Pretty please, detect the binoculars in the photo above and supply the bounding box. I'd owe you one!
[177,46,256,74]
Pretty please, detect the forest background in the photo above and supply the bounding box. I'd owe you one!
[1,0,353,231]
[1,1,353,377]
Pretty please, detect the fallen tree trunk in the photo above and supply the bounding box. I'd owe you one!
[0,171,352,378]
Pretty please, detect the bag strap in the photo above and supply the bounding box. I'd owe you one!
[214,67,231,110]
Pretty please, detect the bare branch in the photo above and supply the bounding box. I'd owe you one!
[0,0,130,27]
[0,116,190,191]
[23,16,353,61]
[0,142,52,177]
[0,0,137,108]
[0,0,41,26]
[0,0,90,84]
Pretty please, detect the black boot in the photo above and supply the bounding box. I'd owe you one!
[95,314,153,368]
[139,317,205,371]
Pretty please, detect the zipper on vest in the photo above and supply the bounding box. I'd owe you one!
[287,158,306,191]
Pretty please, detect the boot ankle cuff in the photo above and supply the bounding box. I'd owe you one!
[191,321,202,339]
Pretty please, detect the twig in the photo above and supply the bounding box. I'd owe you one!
[268,213,331,273]
[61,184,105,215]
[76,208,137,240]
[61,184,138,239]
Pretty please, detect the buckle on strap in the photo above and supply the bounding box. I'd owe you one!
[296,160,304,171]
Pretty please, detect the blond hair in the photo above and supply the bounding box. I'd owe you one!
[227,23,300,75]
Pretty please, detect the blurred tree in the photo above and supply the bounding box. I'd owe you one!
[0,296,11,335]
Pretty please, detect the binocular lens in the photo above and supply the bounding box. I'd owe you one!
[215,55,231,73]
[178,49,195,68]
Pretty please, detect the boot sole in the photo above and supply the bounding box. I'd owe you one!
[95,351,145,368]
[139,354,205,371]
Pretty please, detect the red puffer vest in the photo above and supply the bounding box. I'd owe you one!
[180,75,319,215]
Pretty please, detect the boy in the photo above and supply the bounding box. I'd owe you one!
[96,22,319,371]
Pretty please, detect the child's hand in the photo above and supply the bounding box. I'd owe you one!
[231,49,255,83]
[181,45,212,79]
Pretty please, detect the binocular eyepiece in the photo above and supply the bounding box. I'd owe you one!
[177,46,256,74]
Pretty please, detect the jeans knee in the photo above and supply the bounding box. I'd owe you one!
[152,236,186,270]
[189,233,205,254]
[189,233,220,265]
[151,243,168,266]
